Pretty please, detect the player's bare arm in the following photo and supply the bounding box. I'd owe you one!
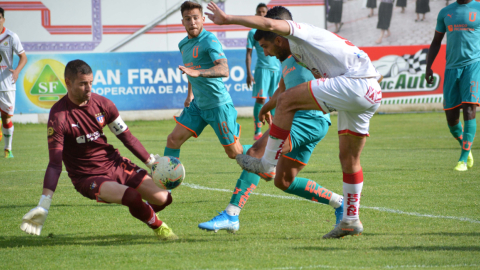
[206,2,290,36]
[10,52,27,83]
[259,78,286,125]
[184,82,194,107]
[245,48,255,88]
[425,31,445,84]
[179,58,229,78]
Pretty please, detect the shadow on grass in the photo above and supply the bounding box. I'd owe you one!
[297,245,480,251]
[0,204,120,209]
[0,234,209,248]
[420,232,480,237]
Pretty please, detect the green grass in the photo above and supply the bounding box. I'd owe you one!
[1,112,479,269]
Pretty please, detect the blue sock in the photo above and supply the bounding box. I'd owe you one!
[164,147,180,158]
[460,119,476,162]
[253,102,263,134]
[448,122,463,147]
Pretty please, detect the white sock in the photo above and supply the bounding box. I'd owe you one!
[261,136,284,170]
[225,204,241,216]
[2,124,14,150]
[329,193,343,209]
[343,182,363,221]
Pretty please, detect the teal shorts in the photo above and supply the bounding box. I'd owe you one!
[252,68,281,99]
[443,60,480,110]
[284,112,330,165]
[174,100,241,146]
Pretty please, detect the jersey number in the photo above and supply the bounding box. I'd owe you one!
[217,121,230,135]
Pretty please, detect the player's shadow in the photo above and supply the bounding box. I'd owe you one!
[420,232,480,237]
[297,245,480,252]
[0,234,208,248]
[0,204,117,209]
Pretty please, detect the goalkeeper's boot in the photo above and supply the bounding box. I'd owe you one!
[198,211,239,233]
[467,151,474,168]
[323,219,363,239]
[334,199,344,226]
[153,222,178,241]
[4,149,13,158]
[454,161,467,171]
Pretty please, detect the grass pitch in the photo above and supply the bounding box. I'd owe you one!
[1,112,479,270]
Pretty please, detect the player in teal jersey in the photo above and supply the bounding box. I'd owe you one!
[164,1,244,160]
[246,3,282,140]
[426,0,480,171]
[198,7,343,234]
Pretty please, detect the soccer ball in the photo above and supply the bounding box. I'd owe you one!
[151,156,185,190]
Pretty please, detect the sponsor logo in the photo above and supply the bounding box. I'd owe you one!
[448,25,453,32]
[23,59,67,109]
[447,14,452,18]
[3,41,8,46]
[96,115,105,125]
[364,86,382,104]
[90,181,97,190]
[76,135,86,144]
[47,127,54,136]
[283,65,296,77]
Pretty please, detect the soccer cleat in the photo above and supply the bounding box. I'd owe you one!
[198,211,239,233]
[4,149,13,158]
[257,171,276,181]
[0,128,2,142]
[454,161,467,171]
[323,219,363,239]
[236,154,269,174]
[467,151,474,168]
[253,133,263,141]
[153,222,179,241]
[334,199,344,226]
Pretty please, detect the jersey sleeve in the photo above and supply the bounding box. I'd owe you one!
[11,33,25,55]
[44,111,65,192]
[435,9,447,33]
[246,30,255,49]
[207,37,227,63]
[285,20,310,42]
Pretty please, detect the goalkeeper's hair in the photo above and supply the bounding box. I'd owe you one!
[181,1,202,17]
[64,60,93,82]
[254,6,292,42]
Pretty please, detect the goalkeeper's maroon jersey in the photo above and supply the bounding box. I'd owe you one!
[47,93,122,177]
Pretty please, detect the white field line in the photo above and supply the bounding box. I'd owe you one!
[182,182,480,224]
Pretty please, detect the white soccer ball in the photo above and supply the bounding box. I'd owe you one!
[151,156,185,190]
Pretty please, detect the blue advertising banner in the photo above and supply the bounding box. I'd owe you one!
[14,50,259,114]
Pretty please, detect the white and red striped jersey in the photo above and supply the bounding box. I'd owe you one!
[0,27,25,91]
[285,21,380,80]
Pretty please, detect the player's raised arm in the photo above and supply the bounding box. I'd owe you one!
[205,2,290,36]
[179,58,229,78]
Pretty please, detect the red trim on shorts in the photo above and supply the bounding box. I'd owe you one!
[270,124,290,140]
[287,134,292,153]
[338,129,369,137]
[253,89,266,99]
[0,108,13,117]
[444,102,479,111]
[135,174,148,190]
[222,125,242,147]
[252,96,267,99]
[3,121,13,129]
[343,168,363,184]
[282,154,307,166]
[308,81,326,114]
[173,116,198,138]
[443,103,463,111]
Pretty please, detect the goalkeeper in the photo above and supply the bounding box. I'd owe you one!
[20,60,178,241]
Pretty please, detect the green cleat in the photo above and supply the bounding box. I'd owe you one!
[4,149,13,158]
[323,219,363,239]
[153,222,178,241]
[454,161,467,171]
[467,151,474,168]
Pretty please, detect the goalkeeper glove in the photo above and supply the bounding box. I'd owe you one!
[20,195,52,236]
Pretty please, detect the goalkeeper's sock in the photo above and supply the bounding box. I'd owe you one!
[122,187,163,229]
[164,147,180,158]
[448,122,463,146]
[459,119,476,163]
[147,193,173,212]
[343,169,364,221]
[2,121,13,150]
[284,177,342,208]
[227,169,260,214]
[262,124,289,169]
[253,102,263,135]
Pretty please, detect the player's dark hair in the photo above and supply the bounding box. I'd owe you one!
[0,8,4,18]
[181,1,203,17]
[256,3,268,10]
[254,6,292,42]
[254,29,279,42]
[64,60,93,82]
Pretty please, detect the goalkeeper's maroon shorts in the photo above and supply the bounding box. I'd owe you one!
[71,156,148,202]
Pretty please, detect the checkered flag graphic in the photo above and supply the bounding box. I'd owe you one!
[403,48,429,74]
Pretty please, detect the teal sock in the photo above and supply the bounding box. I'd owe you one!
[460,119,476,162]
[254,102,263,134]
[229,170,261,208]
[242,145,252,155]
[448,122,463,146]
[284,177,334,205]
[164,147,180,158]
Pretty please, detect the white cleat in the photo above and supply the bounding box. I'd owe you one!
[235,154,268,174]
[323,219,363,239]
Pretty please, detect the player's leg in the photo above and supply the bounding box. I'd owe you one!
[252,68,269,140]
[461,104,476,169]
[254,98,266,140]
[0,91,15,158]
[268,70,281,118]
[165,100,207,158]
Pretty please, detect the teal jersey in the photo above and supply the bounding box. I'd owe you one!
[247,29,281,71]
[436,1,480,69]
[178,29,232,110]
[282,56,331,124]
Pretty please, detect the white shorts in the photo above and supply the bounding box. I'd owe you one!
[0,90,15,116]
[308,76,382,136]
